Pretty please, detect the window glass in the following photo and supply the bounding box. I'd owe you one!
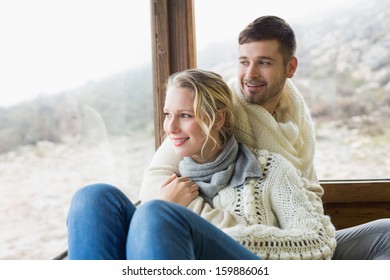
[195,0,390,180]
[0,0,154,259]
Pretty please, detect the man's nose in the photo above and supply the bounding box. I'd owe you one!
[247,63,260,78]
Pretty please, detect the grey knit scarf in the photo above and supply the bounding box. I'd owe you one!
[179,136,262,201]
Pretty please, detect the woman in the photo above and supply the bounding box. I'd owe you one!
[67,69,336,259]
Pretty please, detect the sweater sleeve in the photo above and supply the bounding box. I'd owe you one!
[187,196,248,228]
[139,138,181,203]
[223,154,336,260]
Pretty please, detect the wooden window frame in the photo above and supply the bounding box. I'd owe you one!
[150,0,390,230]
[321,180,390,229]
[150,0,196,148]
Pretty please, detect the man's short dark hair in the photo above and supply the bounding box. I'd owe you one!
[238,15,296,64]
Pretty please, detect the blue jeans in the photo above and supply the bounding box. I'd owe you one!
[67,184,260,260]
[333,218,390,260]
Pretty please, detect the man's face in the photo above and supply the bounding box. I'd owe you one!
[238,40,295,107]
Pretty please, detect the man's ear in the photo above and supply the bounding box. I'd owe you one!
[215,110,226,130]
[287,56,298,78]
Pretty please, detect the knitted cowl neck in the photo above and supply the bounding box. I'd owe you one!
[228,78,316,175]
[179,135,262,200]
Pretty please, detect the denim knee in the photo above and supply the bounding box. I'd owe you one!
[69,183,128,216]
[134,200,171,218]
[131,200,176,229]
[373,218,390,232]
[359,218,390,234]
[71,183,117,204]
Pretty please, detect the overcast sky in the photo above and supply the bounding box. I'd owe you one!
[0,0,151,107]
[0,0,363,107]
[194,0,363,50]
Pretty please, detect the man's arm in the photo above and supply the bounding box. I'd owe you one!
[139,138,182,202]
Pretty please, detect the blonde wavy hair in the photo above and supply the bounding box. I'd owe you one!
[166,69,235,153]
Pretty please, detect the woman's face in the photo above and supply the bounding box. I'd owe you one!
[163,86,222,164]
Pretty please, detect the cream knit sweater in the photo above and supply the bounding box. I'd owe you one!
[230,78,323,200]
[187,148,336,260]
[140,79,323,205]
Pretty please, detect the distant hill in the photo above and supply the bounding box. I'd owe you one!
[1,0,389,153]
[295,0,390,95]
[0,66,153,153]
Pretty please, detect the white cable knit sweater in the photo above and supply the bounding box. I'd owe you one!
[187,148,336,260]
[140,78,323,207]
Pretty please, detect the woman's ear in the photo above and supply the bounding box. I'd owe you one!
[215,110,226,130]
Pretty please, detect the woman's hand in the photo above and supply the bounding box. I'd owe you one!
[158,174,199,206]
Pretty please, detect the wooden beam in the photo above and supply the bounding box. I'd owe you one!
[321,180,390,229]
[150,0,196,148]
[321,180,390,203]
[324,201,390,229]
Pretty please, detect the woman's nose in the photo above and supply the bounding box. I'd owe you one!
[165,117,180,134]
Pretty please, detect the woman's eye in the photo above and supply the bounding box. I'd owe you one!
[181,114,192,118]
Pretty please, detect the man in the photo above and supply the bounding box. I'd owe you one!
[140,15,390,260]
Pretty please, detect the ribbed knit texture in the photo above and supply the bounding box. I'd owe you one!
[187,148,337,260]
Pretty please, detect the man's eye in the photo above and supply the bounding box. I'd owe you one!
[239,60,249,66]
[164,113,171,119]
[259,61,271,65]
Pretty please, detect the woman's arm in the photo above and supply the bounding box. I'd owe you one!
[187,195,248,228]
[139,138,182,203]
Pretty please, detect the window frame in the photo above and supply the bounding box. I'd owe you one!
[150,0,196,148]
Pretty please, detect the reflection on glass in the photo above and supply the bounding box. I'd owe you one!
[0,1,154,259]
[195,0,390,180]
